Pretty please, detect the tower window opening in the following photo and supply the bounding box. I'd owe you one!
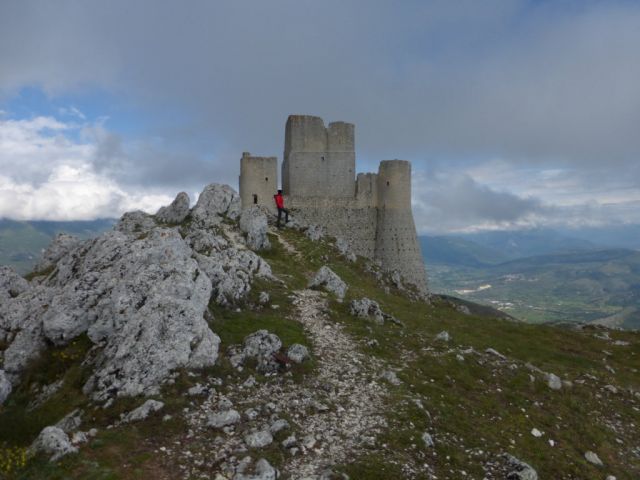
[321,156,325,161]
[265,177,269,182]
[253,194,258,204]
[386,181,390,186]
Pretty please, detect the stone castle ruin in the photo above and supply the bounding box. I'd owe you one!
[239,115,428,293]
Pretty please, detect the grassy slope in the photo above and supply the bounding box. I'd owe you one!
[1,227,639,479]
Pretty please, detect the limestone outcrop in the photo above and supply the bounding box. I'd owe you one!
[0,184,272,402]
[239,206,271,251]
[308,266,347,301]
[156,191,190,224]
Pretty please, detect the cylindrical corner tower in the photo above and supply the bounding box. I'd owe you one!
[239,152,278,213]
[375,160,428,293]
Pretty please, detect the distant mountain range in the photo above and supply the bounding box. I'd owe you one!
[420,228,640,329]
[0,219,115,274]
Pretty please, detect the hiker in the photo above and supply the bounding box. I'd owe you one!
[274,189,289,228]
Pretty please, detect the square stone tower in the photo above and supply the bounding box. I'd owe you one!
[239,152,278,213]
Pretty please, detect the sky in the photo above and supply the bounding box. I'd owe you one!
[1,0,639,234]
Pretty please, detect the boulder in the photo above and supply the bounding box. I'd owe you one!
[422,432,435,447]
[305,224,324,241]
[287,344,310,364]
[245,430,274,448]
[115,210,156,235]
[309,266,347,301]
[335,237,356,262]
[584,451,604,467]
[207,409,241,428]
[156,191,190,224]
[191,183,241,227]
[196,248,274,306]
[242,330,282,373]
[545,373,562,391]
[30,426,78,462]
[240,206,271,251]
[504,454,538,480]
[0,370,11,405]
[33,233,80,273]
[0,266,30,301]
[233,458,279,480]
[435,331,451,342]
[350,298,387,325]
[122,399,165,423]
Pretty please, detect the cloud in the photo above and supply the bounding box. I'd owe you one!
[0,1,639,231]
[0,116,173,220]
[412,171,544,233]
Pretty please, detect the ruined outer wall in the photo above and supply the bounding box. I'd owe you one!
[375,160,428,293]
[239,153,278,213]
[283,115,355,198]
[286,196,378,259]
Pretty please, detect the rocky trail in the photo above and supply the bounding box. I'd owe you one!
[165,288,388,479]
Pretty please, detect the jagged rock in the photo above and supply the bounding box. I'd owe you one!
[281,435,297,448]
[350,298,386,325]
[504,454,538,480]
[0,370,12,405]
[309,266,347,301]
[335,237,356,262]
[240,206,271,251]
[305,224,324,241]
[258,291,270,305]
[245,430,274,448]
[435,331,451,342]
[269,419,290,434]
[240,330,282,373]
[30,426,78,462]
[54,409,83,433]
[422,432,435,447]
[191,183,241,227]
[208,409,241,429]
[34,233,81,273]
[122,399,165,423]
[156,191,190,224]
[584,451,604,466]
[0,266,30,301]
[185,228,229,255]
[545,373,562,391]
[287,344,310,364]
[115,210,156,235]
[67,228,220,400]
[233,458,279,480]
[196,248,274,306]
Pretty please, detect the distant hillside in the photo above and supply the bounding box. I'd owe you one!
[0,219,115,274]
[421,231,640,328]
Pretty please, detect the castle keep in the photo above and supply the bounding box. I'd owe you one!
[239,115,428,293]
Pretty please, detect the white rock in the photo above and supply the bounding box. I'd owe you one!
[435,331,451,342]
[545,373,562,391]
[269,419,290,434]
[0,266,30,301]
[33,234,81,273]
[122,400,165,423]
[584,451,604,466]
[241,330,282,373]
[245,430,274,448]
[531,428,543,438]
[31,426,78,462]
[240,206,271,251]
[258,291,270,305]
[287,344,310,364]
[349,298,387,325]
[207,409,241,428]
[191,183,241,227]
[115,210,156,235]
[233,458,279,480]
[305,224,324,241]
[485,348,506,360]
[309,266,348,301]
[504,454,538,480]
[156,192,190,224]
[422,432,435,447]
[54,409,83,433]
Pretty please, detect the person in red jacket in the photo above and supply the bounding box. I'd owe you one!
[274,189,289,228]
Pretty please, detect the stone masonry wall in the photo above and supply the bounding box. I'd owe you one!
[239,153,278,213]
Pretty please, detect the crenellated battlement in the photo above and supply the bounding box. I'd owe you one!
[239,115,427,293]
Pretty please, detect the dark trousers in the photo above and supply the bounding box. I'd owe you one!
[277,207,289,227]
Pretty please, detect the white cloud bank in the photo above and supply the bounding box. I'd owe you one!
[0,116,173,220]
